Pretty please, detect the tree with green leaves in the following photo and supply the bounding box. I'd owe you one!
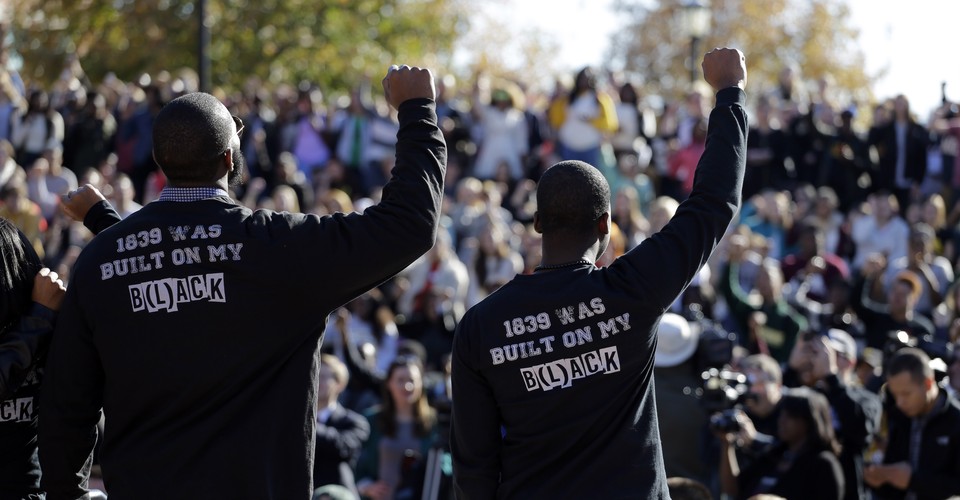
[9,0,468,93]
[608,0,873,106]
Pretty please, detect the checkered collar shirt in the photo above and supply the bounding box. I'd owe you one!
[158,186,231,202]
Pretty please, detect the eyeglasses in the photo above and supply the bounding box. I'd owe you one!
[205,115,245,160]
[232,115,244,139]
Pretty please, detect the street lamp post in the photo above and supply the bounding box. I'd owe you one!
[198,0,211,93]
[678,1,712,85]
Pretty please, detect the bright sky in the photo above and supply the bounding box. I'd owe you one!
[478,0,960,121]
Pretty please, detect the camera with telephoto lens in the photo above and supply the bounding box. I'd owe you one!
[709,408,743,434]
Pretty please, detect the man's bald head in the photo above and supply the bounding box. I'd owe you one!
[536,160,610,236]
[153,92,237,185]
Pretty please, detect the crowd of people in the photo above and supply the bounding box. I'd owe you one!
[3,40,960,499]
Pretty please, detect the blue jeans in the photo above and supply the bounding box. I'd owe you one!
[557,143,601,167]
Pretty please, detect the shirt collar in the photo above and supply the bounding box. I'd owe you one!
[158,186,231,203]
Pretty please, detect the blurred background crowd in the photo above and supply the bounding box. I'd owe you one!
[5,1,960,499]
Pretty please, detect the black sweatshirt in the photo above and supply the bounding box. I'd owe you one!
[0,304,55,498]
[450,87,747,499]
[39,99,445,500]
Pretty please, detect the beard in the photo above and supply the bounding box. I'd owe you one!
[229,147,246,187]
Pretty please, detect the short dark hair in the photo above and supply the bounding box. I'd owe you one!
[887,347,933,384]
[152,92,234,184]
[536,160,610,235]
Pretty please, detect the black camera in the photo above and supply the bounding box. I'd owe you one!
[702,367,757,435]
[700,367,749,414]
[709,408,742,433]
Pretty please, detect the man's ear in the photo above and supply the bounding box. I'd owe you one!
[533,211,543,234]
[223,148,234,172]
[597,212,611,235]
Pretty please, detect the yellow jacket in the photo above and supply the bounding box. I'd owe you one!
[547,91,619,134]
[0,199,46,259]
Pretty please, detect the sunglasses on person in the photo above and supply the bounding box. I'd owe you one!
[206,116,244,160]
[232,115,245,139]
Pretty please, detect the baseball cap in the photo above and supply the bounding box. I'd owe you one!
[859,347,884,368]
[655,313,699,367]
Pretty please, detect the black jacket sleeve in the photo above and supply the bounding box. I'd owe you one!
[315,408,371,465]
[276,98,447,310]
[610,87,747,312]
[82,200,122,235]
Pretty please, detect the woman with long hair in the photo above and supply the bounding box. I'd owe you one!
[547,66,618,167]
[0,217,66,496]
[355,356,440,500]
[720,386,845,499]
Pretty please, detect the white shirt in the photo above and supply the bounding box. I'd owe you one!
[559,94,603,151]
[851,215,910,270]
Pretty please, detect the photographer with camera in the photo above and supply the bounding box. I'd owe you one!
[703,354,783,490]
[738,354,786,437]
[718,386,845,499]
[787,329,882,500]
[865,347,960,500]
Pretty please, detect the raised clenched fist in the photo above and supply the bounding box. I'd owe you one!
[701,48,747,91]
[61,184,107,223]
[382,65,436,110]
